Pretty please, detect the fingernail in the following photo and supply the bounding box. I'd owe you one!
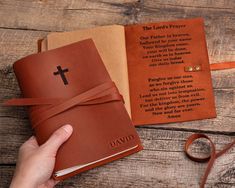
[62,124,73,134]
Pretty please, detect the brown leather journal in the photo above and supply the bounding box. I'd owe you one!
[39,18,217,125]
[5,39,143,180]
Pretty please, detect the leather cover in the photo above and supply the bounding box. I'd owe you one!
[39,25,131,116]
[6,39,142,180]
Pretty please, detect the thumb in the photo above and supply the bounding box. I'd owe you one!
[42,124,73,155]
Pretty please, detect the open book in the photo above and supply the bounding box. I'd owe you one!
[39,18,216,125]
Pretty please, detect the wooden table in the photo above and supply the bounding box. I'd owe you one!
[0,1,234,187]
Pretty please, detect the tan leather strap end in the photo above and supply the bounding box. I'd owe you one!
[210,61,235,71]
[4,82,124,129]
[185,133,235,188]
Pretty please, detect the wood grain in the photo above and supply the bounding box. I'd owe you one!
[0,129,235,188]
[0,0,234,187]
[0,0,234,64]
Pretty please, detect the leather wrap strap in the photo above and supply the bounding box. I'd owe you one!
[185,133,235,188]
[210,61,235,71]
[4,81,123,128]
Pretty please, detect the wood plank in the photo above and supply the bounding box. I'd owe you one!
[0,0,137,31]
[0,28,48,69]
[0,0,234,64]
[0,129,234,187]
[0,1,234,31]
[143,0,235,8]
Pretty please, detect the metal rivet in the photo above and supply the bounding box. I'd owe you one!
[195,65,201,71]
[188,66,193,71]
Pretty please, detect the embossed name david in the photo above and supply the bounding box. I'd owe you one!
[109,135,135,148]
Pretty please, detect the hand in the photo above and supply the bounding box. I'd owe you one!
[10,124,73,188]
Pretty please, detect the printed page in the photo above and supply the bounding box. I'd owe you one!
[125,18,216,125]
